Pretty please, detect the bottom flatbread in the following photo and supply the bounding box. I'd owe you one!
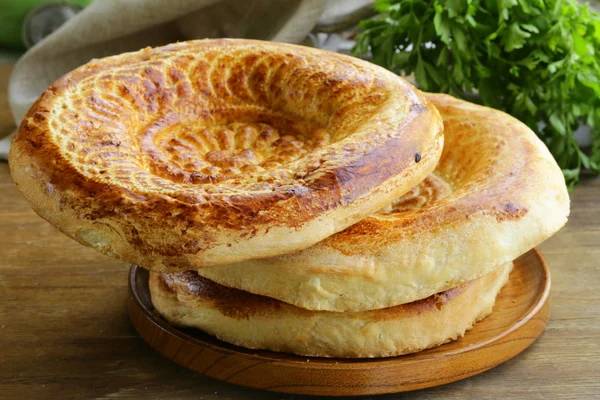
[149,262,512,358]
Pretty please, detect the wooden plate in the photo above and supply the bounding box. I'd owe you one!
[128,248,550,396]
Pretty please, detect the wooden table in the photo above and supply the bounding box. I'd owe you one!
[1,69,599,400]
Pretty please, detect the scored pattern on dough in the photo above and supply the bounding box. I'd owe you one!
[378,174,453,215]
[46,41,395,198]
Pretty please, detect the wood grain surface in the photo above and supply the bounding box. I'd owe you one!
[127,250,550,396]
[1,66,600,399]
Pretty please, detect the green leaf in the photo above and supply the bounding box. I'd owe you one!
[520,23,540,33]
[518,0,533,14]
[436,46,449,67]
[474,63,492,78]
[562,168,579,179]
[393,50,412,68]
[466,14,477,27]
[373,0,397,13]
[485,41,501,58]
[502,23,532,51]
[524,94,538,115]
[573,34,595,60]
[446,0,467,18]
[434,11,452,43]
[547,59,565,74]
[579,150,591,169]
[499,0,518,20]
[549,113,567,135]
[520,50,549,69]
[452,59,465,84]
[562,168,580,190]
[415,57,429,90]
[578,71,600,96]
[424,61,444,86]
[451,26,468,53]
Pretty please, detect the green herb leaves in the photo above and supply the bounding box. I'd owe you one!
[353,0,600,188]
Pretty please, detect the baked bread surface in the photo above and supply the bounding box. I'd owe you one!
[150,262,513,358]
[198,93,570,311]
[9,39,443,270]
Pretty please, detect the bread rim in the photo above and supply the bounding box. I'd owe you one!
[197,93,569,312]
[150,262,513,358]
[9,39,443,271]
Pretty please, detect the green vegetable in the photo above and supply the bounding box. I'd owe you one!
[353,0,600,189]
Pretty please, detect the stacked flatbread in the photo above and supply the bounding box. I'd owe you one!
[9,39,569,358]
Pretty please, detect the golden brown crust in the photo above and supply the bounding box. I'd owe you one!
[198,94,570,312]
[149,263,513,358]
[9,39,443,270]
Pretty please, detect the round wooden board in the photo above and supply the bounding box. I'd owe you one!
[128,248,550,396]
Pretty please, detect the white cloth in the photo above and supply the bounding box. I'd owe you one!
[0,135,10,159]
[2,0,327,159]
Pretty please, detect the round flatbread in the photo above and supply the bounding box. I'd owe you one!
[150,262,513,358]
[9,39,443,271]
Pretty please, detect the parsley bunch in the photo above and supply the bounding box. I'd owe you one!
[353,0,600,188]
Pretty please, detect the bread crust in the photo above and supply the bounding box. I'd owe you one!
[9,39,443,270]
[198,94,570,312]
[150,262,513,358]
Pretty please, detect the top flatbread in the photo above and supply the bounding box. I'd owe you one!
[8,39,442,270]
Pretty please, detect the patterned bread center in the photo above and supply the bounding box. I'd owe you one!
[141,117,331,184]
[48,42,391,195]
[378,174,452,214]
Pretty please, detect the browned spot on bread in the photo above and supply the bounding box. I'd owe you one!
[158,271,283,320]
[154,271,177,295]
[493,202,528,222]
[367,283,469,321]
